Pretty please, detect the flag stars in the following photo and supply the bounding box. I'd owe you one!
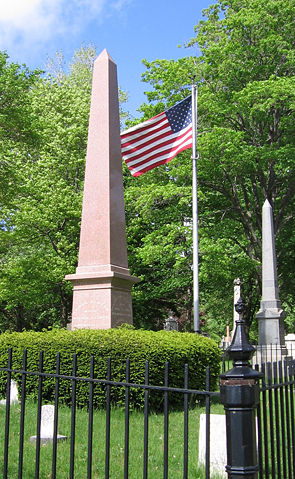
[166,96,192,133]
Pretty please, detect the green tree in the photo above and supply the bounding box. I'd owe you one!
[193,0,295,334]
[0,46,129,331]
[124,159,194,330]
[0,52,42,330]
[125,0,295,336]
[0,49,91,330]
[0,52,41,209]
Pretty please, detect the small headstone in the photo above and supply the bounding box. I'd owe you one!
[198,413,258,477]
[164,314,178,331]
[30,405,67,443]
[198,414,226,478]
[0,379,19,406]
[285,333,295,357]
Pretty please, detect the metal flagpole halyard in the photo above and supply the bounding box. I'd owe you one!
[191,83,200,333]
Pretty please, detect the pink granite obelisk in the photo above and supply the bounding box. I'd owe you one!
[65,49,138,329]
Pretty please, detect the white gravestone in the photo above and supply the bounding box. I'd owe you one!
[30,405,67,443]
[285,333,295,357]
[198,414,227,478]
[164,314,178,331]
[0,379,19,406]
[198,413,258,478]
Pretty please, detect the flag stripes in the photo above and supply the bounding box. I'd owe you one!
[121,96,192,177]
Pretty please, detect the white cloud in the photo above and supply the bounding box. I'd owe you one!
[0,0,42,22]
[0,0,62,45]
[0,0,132,62]
[111,0,133,11]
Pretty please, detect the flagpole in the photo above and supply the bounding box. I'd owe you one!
[192,83,200,333]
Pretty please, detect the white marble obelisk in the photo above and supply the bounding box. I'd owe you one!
[256,200,286,351]
[233,278,241,334]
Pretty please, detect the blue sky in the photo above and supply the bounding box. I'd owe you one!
[0,0,211,118]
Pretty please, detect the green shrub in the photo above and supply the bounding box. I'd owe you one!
[0,328,221,410]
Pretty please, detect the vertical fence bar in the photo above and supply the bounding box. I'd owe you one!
[87,356,95,479]
[183,364,189,479]
[18,349,27,479]
[143,361,149,479]
[260,363,269,479]
[105,358,111,479]
[278,361,287,479]
[69,354,77,479]
[51,353,61,479]
[3,348,12,479]
[205,366,210,479]
[222,349,226,374]
[163,362,169,479]
[283,359,292,478]
[288,360,295,477]
[273,362,281,478]
[124,358,130,479]
[35,351,44,479]
[266,362,275,478]
[255,364,263,479]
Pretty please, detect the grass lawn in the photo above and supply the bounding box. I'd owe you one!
[0,400,225,478]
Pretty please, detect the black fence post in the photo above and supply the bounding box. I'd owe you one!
[220,298,263,479]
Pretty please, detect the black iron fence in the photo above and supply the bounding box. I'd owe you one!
[0,348,221,479]
[2,336,295,478]
[254,357,295,479]
[253,344,294,365]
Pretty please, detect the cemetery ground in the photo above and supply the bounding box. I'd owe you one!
[0,399,224,479]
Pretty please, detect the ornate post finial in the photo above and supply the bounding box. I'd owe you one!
[220,297,262,478]
[224,297,260,379]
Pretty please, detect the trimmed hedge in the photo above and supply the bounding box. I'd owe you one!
[0,328,221,410]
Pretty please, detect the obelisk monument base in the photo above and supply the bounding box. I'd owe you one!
[257,309,286,345]
[66,266,138,329]
[256,309,287,363]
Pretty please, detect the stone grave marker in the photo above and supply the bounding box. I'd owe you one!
[256,200,287,362]
[198,414,226,478]
[0,379,19,406]
[164,313,178,331]
[30,405,67,443]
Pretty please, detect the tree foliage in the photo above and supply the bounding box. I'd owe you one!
[127,0,295,336]
[0,46,128,331]
[0,0,294,338]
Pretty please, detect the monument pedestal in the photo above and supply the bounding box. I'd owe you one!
[257,308,286,345]
[66,266,138,329]
[255,309,287,366]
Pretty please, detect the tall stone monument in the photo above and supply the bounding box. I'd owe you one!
[256,200,286,357]
[233,278,241,333]
[66,49,138,329]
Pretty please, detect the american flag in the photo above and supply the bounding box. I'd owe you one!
[121,95,192,177]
